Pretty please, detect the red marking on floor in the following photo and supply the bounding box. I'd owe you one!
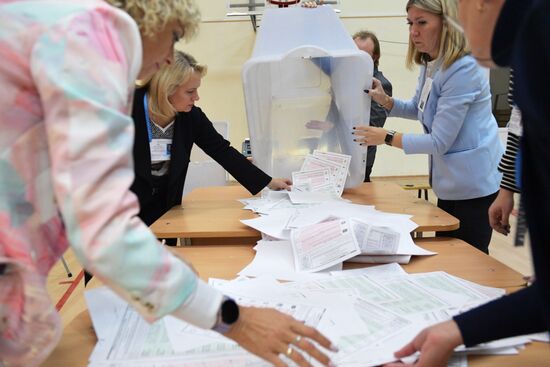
[56,269,84,311]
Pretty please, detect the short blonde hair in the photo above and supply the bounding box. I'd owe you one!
[405,0,467,69]
[106,0,201,39]
[147,51,207,122]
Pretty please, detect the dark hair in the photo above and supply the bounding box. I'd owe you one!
[352,30,381,68]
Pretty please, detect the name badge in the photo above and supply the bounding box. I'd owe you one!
[150,138,172,162]
[418,77,434,113]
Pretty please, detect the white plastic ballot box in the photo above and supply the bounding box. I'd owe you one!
[242,6,373,188]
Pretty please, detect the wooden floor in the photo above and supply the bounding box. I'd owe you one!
[46,177,534,335]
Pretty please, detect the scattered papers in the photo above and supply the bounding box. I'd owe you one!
[240,189,427,265]
[85,265,537,367]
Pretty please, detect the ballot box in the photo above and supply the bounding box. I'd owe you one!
[242,5,373,187]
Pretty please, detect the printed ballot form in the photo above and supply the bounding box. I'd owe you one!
[294,150,352,197]
[351,220,400,254]
[291,168,333,193]
[290,219,361,272]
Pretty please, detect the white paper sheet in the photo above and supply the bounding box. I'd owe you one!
[237,240,338,281]
[240,210,293,239]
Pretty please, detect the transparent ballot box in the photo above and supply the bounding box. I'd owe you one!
[242,6,373,188]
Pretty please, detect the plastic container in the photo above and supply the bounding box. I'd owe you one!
[242,6,373,188]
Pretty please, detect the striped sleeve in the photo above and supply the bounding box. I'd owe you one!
[498,132,520,193]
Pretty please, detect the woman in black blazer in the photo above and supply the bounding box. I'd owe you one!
[130,51,291,227]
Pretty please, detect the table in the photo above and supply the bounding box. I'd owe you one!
[42,237,549,367]
[150,182,459,244]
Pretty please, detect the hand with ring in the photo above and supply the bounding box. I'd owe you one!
[284,335,302,358]
[223,306,338,366]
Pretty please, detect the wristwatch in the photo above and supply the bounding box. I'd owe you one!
[212,296,239,334]
[385,130,396,146]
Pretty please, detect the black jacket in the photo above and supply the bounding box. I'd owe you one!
[130,87,271,225]
[454,0,550,346]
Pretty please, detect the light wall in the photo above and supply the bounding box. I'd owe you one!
[179,0,428,178]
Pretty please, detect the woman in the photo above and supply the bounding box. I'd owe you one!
[0,1,332,366]
[131,51,291,227]
[353,0,502,254]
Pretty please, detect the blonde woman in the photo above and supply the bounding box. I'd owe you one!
[0,1,332,366]
[131,51,291,228]
[354,0,502,254]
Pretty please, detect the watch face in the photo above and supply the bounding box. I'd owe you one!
[221,298,239,324]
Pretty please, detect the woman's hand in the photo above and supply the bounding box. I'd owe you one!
[488,188,515,235]
[268,178,292,191]
[366,78,392,108]
[353,126,388,146]
[224,306,337,367]
[383,320,463,367]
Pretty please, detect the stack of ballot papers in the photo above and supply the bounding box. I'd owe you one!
[240,195,433,265]
[84,264,548,367]
[290,150,351,202]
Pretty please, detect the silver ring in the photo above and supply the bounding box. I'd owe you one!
[293,335,302,344]
[286,345,293,357]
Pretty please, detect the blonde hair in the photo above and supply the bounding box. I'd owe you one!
[147,51,207,122]
[405,0,467,70]
[105,0,201,39]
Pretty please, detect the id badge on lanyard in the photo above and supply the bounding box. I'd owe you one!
[150,139,171,162]
[144,93,172,162]
[418,77,434,113]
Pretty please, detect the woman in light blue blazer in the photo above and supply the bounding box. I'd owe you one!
[353,0,502,253]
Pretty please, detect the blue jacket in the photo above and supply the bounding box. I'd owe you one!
[391,55,503,200]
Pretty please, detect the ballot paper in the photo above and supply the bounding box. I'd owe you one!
[86,287,324,367]
[292,168,335,193]
[290,219,361,272]
[351,220,400,254]
[312,150,351,196]
[350,254,412,264]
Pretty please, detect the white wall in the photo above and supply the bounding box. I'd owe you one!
[179,0,428,178]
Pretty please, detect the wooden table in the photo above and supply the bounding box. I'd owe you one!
[150,182,459,244]
[42,238,549,367]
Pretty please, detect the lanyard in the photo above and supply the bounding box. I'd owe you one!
[143,93,153,142]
